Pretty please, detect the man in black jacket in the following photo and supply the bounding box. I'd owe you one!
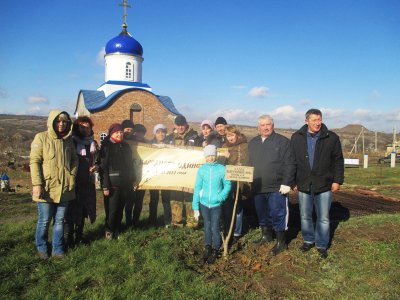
[249,115,295,256]
[291,109,344,259]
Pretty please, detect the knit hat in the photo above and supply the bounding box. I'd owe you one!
[153,123,167,135]
[215,117,227,126]
[203,144,217,157]
[121,119,134,130]
[200,119,214,130]
[108,123,123,136]
[174,115,187,126]
[133,124,147,134]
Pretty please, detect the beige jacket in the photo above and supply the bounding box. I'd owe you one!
[30,110,78,203]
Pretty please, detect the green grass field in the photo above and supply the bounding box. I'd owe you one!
[0,166,399,299]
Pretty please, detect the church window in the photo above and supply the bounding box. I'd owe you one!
[125,62,132,79]
[130,103,142,112]
[130,103,143,123]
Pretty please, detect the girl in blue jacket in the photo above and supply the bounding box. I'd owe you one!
[193,144,231,264]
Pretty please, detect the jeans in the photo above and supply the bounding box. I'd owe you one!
[254,192,288,232]
[200,204,222,250]
[35,201,68,255]
[223,185,244,237]
[298,190,332,249]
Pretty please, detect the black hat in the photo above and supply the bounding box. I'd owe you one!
[215,116,227,126]
[174,115,187,126]
[121,119,134,130]
[133,124,147,134]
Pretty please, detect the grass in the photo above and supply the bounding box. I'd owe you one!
[0,191,399,299]
[344,164,400,186]
[0,166,399,299]
[343,165,400,198]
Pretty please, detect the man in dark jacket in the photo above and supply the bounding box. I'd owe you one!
[165,115,201,228]
[291,109,344,259]
[249,115,295,256]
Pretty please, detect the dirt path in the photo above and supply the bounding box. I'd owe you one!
[285,189,400,233]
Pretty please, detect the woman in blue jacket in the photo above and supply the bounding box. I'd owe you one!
[192,144,231,264]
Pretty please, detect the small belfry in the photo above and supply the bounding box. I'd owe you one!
[102,0,145,94]
[74,1,181,142]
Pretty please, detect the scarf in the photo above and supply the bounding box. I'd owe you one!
[110,136,123,144]
[73,135,96,156]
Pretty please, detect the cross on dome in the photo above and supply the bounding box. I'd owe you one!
[119,0,131,30]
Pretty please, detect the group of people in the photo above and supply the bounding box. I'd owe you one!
[30,108,344,263]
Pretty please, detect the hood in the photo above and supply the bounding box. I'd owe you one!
[47,110,73,139]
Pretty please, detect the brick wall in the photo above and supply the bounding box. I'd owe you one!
[90,89,178,143]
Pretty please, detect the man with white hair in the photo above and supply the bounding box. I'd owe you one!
[248,115,295,256]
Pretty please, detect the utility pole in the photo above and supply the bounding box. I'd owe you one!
[354,137,357,153]
[362,126,365,154]
[375,131,378,152]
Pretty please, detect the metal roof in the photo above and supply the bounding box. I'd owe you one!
[80,88,180,115]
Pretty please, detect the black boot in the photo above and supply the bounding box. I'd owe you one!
[75,224,84,245]
[206,249,219,264]
[271,231,287,255]
[253,226,273,245]
[202,245,212,262]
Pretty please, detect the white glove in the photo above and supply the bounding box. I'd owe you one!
[194,210,200,221]
[279,185,291,195]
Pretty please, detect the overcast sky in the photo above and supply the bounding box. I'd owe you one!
[0,0,399,132]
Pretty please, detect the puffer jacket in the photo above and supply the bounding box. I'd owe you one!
[30,110,78,203]
[192,161,231,211]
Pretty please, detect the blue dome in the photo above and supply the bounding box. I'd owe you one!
[105,29,143,56]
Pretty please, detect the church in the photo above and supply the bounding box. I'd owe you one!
[74,4,181,142]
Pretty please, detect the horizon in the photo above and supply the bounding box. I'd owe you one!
[0,113,395,135]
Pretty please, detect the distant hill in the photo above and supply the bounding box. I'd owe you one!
[0,114,394,166]
[0,115,48,164]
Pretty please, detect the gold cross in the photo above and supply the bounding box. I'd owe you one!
[119,0,131,27]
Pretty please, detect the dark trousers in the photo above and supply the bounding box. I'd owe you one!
[149,190,171,225]
[254,192,288,232]
[104,187,128,234]
[125,189,146,226]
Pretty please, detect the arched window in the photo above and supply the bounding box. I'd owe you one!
[125,62,132,79]
[130,103,143,124]
[130,103,142,112]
